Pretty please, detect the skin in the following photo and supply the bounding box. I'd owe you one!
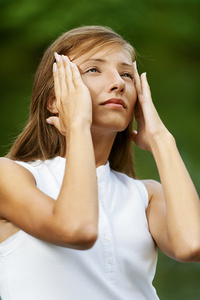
[49,46,137,166]
[0,45,200,261]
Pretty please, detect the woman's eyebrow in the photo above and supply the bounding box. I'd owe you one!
[82,58,106,64]
[82,59,133,68]
[121,62,133,68]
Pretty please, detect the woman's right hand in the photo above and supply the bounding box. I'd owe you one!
[0,55,97,249]
[46,53,92,136]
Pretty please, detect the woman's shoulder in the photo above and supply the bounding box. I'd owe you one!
[141,179,163,203]
[113,170,162,204]
[0,157,32,172]
[0,156,65,182]
[0,158,37,222]
[111,170,156,206]
[112,169,160,189]
[0,157,36,185]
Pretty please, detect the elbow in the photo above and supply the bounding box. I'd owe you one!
[174,240,200,262]
[75,224,98,250]
[58,222,98,250]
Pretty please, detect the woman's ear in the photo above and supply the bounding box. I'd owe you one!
[47,94,58,114]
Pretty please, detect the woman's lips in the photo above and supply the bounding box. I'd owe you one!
[101,98,126,109]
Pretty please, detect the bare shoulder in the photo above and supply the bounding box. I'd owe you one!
[0,158,36,242]
[141,179,163,203]
[0,157,36,184]
[0,157,36,218]
[0,157,55,244]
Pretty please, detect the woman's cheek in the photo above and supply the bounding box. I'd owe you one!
[81,75,95,92]
[82,77,102,100]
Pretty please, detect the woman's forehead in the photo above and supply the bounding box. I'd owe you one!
[70,44,133,65]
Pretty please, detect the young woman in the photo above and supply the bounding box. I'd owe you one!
[0,26,199,300]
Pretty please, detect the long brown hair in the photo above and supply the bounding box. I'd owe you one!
[7,25,136,177]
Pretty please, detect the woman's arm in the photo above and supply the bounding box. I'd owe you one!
[132,63,200,262]
[0,54,98,250]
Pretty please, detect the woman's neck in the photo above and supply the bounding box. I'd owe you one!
[91,129,116,168]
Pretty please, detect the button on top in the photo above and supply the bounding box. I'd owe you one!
[104,235,111,244]
[106,256,113,264]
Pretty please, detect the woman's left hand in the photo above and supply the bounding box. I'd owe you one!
[131,62,170,152]
[132,63,200,263]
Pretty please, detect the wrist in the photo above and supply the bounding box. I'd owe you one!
[65,120,92,151]
[66,119,91,136]
[149,129,175,156]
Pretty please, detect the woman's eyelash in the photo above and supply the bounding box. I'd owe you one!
[86,68,99,73]
[121,73,133,79]
[85,68,133,79]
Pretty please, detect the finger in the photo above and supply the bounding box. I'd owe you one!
[53,62,61,107]
[130,130,137,140]
[46,117,65,135]
[133,61,142,95]
[130,130,140,147]
[140,72,151,98]
[46,116,60,128]
[62,55,73,90]
[54,52,66,94]
[70,63,85,89]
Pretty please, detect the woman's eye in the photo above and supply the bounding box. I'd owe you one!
[121,73,133,79]
[86,68,99,73]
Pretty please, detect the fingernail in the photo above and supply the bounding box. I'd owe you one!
[62,55,67,62]
[54,52,60,62]
[70,62,75,68]
[46,118,53,125]
[53,62,57,72]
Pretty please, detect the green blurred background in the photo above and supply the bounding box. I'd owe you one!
[0,0,199,299]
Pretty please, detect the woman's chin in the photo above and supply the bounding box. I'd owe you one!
[91,120,129,135]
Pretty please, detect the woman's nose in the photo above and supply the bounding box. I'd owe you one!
[107,71,125,94]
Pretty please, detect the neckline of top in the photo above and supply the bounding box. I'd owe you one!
[96,161,110,183]
[55,156,110,181]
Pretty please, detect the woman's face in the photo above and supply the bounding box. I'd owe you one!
[71,44,137,134]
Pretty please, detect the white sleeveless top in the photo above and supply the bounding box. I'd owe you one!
[0,157,159,300]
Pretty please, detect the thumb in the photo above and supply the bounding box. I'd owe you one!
[46,117,65,135]
[130,130,137,142]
